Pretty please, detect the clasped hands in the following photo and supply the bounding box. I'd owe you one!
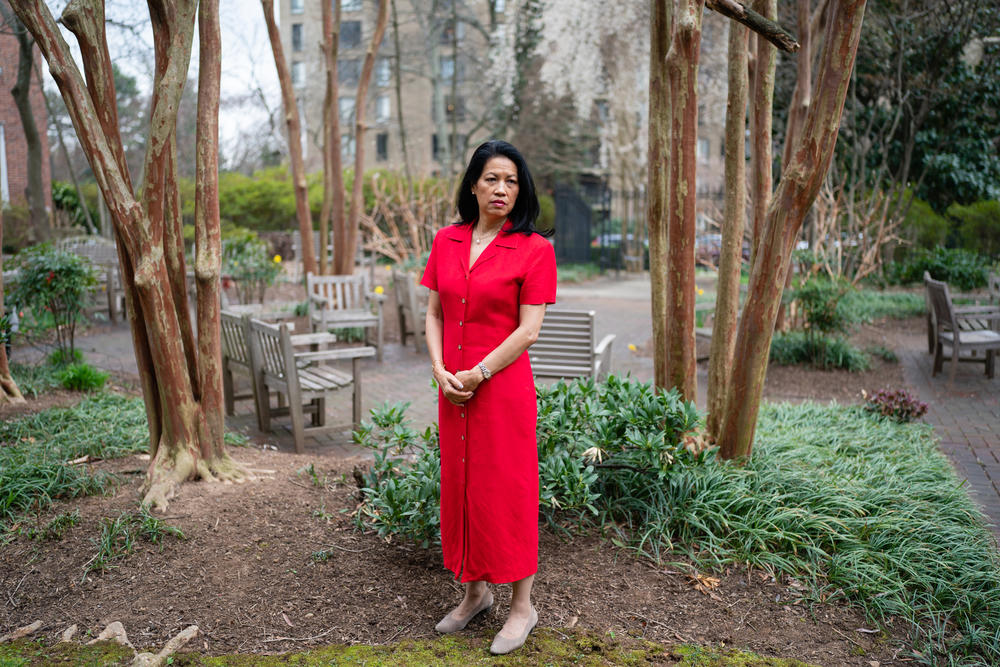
[434,364,485,405]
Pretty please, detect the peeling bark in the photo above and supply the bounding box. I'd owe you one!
[337,0,389,275]
[8,0,245,509]
[706,19,748,441]
[0,211,25,406]
[717,0,867,459]
[647,0,672,390]
[321,0,345,276]
[262,0,317,278]
[663,0,703,401]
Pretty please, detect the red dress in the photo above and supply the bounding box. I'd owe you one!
[421,222,557,583]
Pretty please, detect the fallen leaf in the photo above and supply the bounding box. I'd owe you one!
[282,613,294,628]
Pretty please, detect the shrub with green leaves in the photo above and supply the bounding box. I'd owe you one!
[8,244,97,358]
[887,246,992,290]
[57,363,109,392]
[353,377,701,549]
[770,331,871,371]
[222,230,281,304]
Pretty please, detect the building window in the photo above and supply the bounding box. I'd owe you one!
[375,95,390,123]
[445,95,465,121]
[376,132,389,161]
[440,19,465,45]
[290,0,304,14]
[342,0,362,10]
[697,137,710,162]
[432,133,466,161]
[375,58,391,87]
[342,133,356,160]
[291,23,304,52]
[339,58,361,86]
[341,20,362,49]
[291,61,305,87]
[339,96,355,123]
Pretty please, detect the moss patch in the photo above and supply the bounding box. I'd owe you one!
[0,631,819,666]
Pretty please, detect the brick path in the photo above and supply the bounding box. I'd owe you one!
[22,274,998,535]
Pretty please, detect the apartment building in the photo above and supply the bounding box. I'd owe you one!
[279,0,509,177]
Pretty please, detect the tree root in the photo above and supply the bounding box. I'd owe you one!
[143,444,254,511]
[132,625,199,667]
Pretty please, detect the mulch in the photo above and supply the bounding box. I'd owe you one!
[0,315,923,663]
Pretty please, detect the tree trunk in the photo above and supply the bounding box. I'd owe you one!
[706,18,749,441]
[320,0,345,276]
[716,0,867,459]
[647,0,673,390]
[748,0,776,264]
[5,11,51,240]
[390,0,413,189]
[261,0,317,278]
[663,0,703,401]
[0,208,25,406]
[338,0,389,274]
[9,0,248,509]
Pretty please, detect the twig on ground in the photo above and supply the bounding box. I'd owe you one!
[261,626,336,643]
[831,626,865,649]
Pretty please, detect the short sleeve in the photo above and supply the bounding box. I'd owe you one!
[420,231,440,291]
[519,239,557,305]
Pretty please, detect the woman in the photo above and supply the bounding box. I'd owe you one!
[420,140,556,655]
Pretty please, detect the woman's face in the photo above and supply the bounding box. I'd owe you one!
[471,156,520,224]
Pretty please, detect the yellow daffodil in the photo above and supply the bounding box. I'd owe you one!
[697,288,704,296]
[374,285,384,295]
[273,254,282,264]
[628,343,637,352]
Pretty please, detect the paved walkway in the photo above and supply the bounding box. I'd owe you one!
[18,274,998,534]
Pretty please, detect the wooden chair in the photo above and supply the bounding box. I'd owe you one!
[989,273,1000,308]
[220,311,263,425]
[247,318,375,453]
[56,236,124,322]
[925,277,1000,381]
[391,268,428,353]
[529,309,615,380]
[306,272,385,361]
[923,271,1000,354]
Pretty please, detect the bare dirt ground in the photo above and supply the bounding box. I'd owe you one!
[0,314,920,665]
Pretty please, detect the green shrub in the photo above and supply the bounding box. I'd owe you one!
[57,363,109,392]
[900,196,950,249]
[51,181,98,232]
[353,377,701,550]
[7,243,97,357]
[770,332,871,371]
[48,348,84,367]
[791,277,851,335]
[887,247,991,290]
[222,230,281,303]
[949,199,1000,259]
[838,290,926,322]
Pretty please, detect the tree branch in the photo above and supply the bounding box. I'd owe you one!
[705,0,800,53]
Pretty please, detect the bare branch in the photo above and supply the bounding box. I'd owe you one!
[705,0,800,52]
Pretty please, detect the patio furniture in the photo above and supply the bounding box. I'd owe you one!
[306,272,385,361]
[56,236,124,322]
[247,317,374,453]
[391,268,427,353]
[925,277,1000,381]
[220,311,264,425]
[924,271,1000,353]
[529,309,615,380]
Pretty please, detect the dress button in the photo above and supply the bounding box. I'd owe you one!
[461,298,466,303]
[458,344,462,350]
[460,413,465,418]
[459,321,463,326]
[460,435,465,440]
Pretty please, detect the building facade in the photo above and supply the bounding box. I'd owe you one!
[279,0,509,178]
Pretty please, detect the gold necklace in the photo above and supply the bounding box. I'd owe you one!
[473,227,501,245]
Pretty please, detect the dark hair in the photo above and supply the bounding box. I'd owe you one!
[454,140,551,237]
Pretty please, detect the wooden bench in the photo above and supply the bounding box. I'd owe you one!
[529,309,615,380]
[55,235,124,322]
[924,271,999,354]
[247,318,375,453]
[306,272,385,361]
[391,268,428,353]
[925,276,1000,381]
[220,311,264,426]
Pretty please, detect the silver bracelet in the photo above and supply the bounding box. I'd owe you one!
[477,361,492,380]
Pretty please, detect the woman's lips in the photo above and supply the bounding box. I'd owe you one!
[491,200,506,207]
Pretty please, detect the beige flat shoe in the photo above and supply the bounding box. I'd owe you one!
[489,606,538,655]
[434,591,494,633]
